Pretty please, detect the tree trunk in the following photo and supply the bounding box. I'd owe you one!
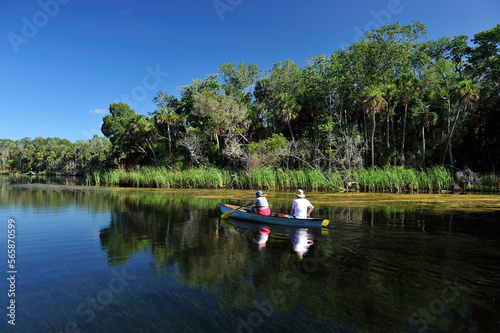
[288,121,295,142]
[391,105,397,165]
[328,132,332,173]
[441,105,462,165]
[167,124,172,154]
[363,107,369,165]
[371,111,376,167]
[401,104,407,165]
[448,140,454,168]
[421,125,426,166]
[146,140,159,166]
[215,133,220,153]
[386,107,390,148]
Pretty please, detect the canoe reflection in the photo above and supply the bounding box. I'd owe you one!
[220,218,317,258]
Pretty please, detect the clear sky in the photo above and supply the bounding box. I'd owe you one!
[1,0,499,143]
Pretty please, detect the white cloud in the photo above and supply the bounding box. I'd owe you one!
[89,108,107,114]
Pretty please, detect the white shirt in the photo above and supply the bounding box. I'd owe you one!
[292,198,313,218]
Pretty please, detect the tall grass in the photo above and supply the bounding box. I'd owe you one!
[84,165,500,192]
[350,166,454,192]
[481,173,500,190]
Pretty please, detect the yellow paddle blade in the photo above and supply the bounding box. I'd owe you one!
[220,210,236,219]
[221,204,245,219]
[321,219,330,227]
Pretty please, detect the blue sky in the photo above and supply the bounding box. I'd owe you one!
[1,0,499,142]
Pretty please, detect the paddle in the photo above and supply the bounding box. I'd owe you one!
[221,204,246,219]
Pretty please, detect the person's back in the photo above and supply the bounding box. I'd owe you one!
[244,190,271,216]
[253,196,269,209]
[291,189,314,219]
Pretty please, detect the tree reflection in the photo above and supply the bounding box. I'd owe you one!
[96,191,494,333]
[2,181,497,332]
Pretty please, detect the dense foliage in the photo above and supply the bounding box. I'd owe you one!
[98,22,499,173]
[0,136,111,174]
[1,22,499,176]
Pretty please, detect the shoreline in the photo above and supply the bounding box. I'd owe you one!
[5,182,500,214]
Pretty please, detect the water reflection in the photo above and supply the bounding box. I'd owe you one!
[220,219,317,258]
[1,174,86,186]
[292,228,314,259]
[95,193,500,333]
[1,181,499,333]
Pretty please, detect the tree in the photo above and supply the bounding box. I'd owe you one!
[425,57,458,166]
[441,80,479,166]
[254,59,302,136]
[177,128,206,166]
[246,133,289,169]
[394,72,419,165]
[131,115,159,166]
[304,51,355,171]
[460,24,500,170]
[192,91,250,165]
[102,102,159,166]
[277,92,300,141]
[411,95,437,166]
[101,102,136,155]
[362,85,387,167]
[151,91,181,155]
[218,61,260,98]
[362,21,427,82]
[383,83,398,150]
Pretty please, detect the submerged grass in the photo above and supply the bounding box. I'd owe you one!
[85,165,498,193]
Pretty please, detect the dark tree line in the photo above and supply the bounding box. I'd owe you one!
[100,22,499,173]
[0,136,111,174]
[2,22,499,174]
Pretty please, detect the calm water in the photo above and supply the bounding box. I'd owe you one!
[0,177,499,333]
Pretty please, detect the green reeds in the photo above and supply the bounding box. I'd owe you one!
[84,165,469,192]
[481,173,499,192]
[348,166,454,192]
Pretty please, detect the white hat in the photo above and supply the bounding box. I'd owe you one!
[296,189,305,198]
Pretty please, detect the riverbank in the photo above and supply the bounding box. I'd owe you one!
[5,181,500,213]
[83,166,500,193]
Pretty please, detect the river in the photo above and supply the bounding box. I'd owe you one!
[0,176,499,332]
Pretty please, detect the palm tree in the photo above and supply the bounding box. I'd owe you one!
[277,92,301,142]
[154,107,180,154]
[441,80,479,166]
[383,83,400,165]
[131,115,159,166]
[383,83,397,148]
[362,85,387,167]
[412,100,438,166]
[395,73,419,165]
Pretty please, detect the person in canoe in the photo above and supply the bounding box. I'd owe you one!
[292,189,314,218]
[243,190,271,216]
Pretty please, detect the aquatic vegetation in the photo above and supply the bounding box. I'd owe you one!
[81,165,500,193]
